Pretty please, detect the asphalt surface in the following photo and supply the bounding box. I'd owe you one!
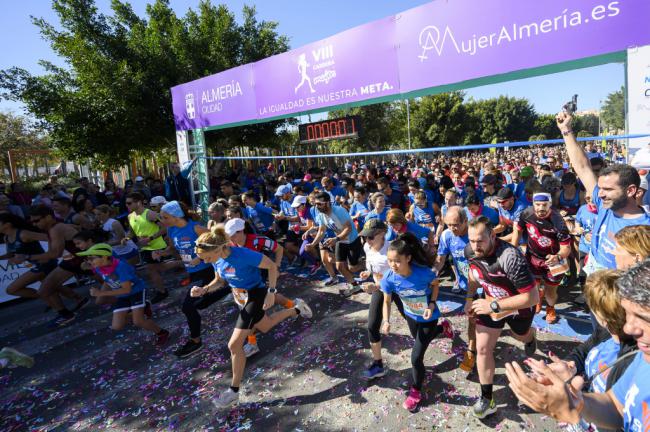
[0,263,590,431]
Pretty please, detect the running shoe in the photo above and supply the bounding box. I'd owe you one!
[0,347,35,368]
[294,298,313,319]
[524,333,538,357]
[459,350,476,372]
[574,293,586,305]
[362,363,386,380]
[174,339,203,358]
[213,388,239,409]
[308,263,321,275]
[535,288,545,314]
[155,329,170,347]
[451,282,461,293]
[151,291,169,304]
[144,301,153,319]
[545,306,557,324]
[438,318,453,339]
[403,387,422,412]
[243,343,260,358]
[472,397,497,418]
[47,313,75,329]
[339,283,362,297]
[323,277,338,286]
[72,297,90,312]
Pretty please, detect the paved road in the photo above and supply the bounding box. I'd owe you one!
[0,264,590,431]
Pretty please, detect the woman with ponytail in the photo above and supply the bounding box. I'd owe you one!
[375,232,453,412]
[157,201,229,359]
[193,224,313,409]
[0,213,57,299]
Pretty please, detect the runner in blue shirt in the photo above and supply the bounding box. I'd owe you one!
[193,225,312,409]
[349,187,370,231]
[494,187,527,244]
[366,192,389,222]
[408,190,438,230]
[274,184,301,262]
[158,201,229,359]
[81,243,170,347]
[556,112,650,275]
[433,206,476,373]
[242,191,276,237]
[465,195,500,227]
[379,232,453,413]
[386,208,435,251]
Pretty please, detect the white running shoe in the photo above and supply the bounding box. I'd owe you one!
[294,298,313,319]
[243,343,260,358]
[213,388,239,409]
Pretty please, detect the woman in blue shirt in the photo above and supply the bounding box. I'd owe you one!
[407,190,438,230]
[81,243,169,346]
[386,208,435,252]
[377,232,453,413]
[157,201,230,359]
[193,225,313,409]
[366,192,389,222]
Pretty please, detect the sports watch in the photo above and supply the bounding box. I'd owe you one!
[490,300,500,313]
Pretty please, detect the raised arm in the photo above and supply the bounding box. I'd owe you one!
[556,112,597,195]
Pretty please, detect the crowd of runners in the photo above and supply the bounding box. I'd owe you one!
[2,111,650,430]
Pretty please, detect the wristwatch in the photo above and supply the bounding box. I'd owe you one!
[490,300,500,313]
[268,287,277,294]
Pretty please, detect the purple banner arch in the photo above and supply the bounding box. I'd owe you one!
[170,0,650,131]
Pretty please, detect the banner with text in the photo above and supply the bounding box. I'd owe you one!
[171,0,650,131]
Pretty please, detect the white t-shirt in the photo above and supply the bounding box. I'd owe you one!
[103,218,137,256]
[364,240,390,276]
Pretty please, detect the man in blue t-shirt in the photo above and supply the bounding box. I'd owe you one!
[242,191,276,236]
[309,192,363,296]
[504,260,650,432]
[556,112,650,275]
[494,187,527,244]
[434,206,475,373]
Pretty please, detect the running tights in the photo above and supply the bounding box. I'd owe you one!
[182,286,231,338]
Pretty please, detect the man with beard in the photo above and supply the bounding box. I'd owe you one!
[464,216,539,418]
[511,192,572,324]
[557,111,650,274]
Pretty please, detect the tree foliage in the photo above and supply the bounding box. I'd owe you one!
[600,86,625,132]
[0,0,290,168]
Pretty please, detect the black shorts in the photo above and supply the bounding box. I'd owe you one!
[31,260,58,274]
[58,257,93,276]
[140,249,164,264]
[285,230,301,244]
[189,266,215,286]
[113,290,146,313]
[476,310,534,336]
[234,287,268,330]
[335,236,364,265]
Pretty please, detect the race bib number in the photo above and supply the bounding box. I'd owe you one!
[402,295,428,317]
[180,254,194,265]
[232,288,248,308]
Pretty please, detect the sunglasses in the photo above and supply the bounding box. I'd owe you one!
[315,202,329,207]
[30,218,42,223]
[125,201,134,206]
[195,243,222,251]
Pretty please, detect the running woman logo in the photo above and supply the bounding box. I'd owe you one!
[294,45,337,94]
[185,93,196,119]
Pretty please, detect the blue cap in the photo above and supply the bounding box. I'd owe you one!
[160,200,184,218]
[275,184,292,196]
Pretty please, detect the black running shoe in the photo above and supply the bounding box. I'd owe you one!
[174,339,203,358]
[151,291,169,304]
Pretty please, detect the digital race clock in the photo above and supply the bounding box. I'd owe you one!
[298,116,361,144]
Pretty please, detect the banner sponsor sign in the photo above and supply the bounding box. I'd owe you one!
[627,45,650,155]
[171,0,650,131]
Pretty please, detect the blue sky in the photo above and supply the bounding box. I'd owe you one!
[0,0,624,116]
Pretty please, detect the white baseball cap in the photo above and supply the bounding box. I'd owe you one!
[135,176,144,182]
[291,195,307,208]
[640,177,648,191]
[150,196,167,205]
[224,218,246,236]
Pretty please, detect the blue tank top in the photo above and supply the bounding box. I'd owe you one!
[558,190,580,215]
[167,220,210,273]
[6,229,51,267]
